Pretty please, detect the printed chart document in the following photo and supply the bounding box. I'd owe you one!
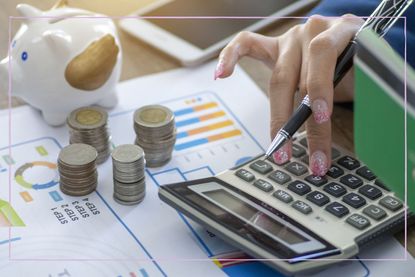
[0,61,414,277]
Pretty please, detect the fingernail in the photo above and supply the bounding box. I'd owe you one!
[312,99,330,124]
[310,150,328,176]
[272,144,290,165]
[214,61,224,80]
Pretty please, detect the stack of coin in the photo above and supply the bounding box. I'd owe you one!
[133,105,176,167]
[58,143,98,196]
[67,106,110,164]
[112,144,146,205]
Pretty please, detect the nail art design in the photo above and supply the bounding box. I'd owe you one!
[214,61,224,80]
[312,99,330,124]
[310,150,328,176]
[272,144,290,165]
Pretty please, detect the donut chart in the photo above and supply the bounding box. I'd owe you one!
[14,161,59,190]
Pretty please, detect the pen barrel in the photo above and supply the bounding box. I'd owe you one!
[333,41,357,87]
[282,104,312,137]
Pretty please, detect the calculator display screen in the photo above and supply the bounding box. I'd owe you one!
[204,189,308,245]
[160,177,339,261]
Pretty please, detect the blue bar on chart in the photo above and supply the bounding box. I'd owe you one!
[176,110,226,128]
[139,268,149,277]
[49,191,63,202]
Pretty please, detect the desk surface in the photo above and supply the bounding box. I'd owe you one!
[0,0,413,257]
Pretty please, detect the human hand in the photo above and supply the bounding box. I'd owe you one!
[215,15,363,176]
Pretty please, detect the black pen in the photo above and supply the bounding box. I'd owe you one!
[264,0,413,160]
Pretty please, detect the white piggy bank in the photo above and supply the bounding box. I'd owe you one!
[0,1,122,126]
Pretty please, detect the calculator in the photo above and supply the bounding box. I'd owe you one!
[158,132,406,275]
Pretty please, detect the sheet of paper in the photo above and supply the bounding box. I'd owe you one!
[0,61,414,277]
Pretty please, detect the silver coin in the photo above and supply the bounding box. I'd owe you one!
[59,144,97,166]
[60,183,97,196]
[112,144,144,164]
[114,190,145,202]
[113,194,145,206]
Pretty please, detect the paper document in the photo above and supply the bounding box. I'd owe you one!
[0,61,414,276]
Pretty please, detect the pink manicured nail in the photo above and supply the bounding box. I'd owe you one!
[272,144,290,165]
[310,150,328,176]
[312,99,330,124]
[214,61,224,80]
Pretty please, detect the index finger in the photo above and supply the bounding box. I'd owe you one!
[215,31,278,79]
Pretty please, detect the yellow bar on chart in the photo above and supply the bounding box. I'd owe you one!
[187,120,234,136]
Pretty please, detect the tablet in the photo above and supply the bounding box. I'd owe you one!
[119,0,317,66]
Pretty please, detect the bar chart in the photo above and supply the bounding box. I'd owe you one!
[172,96,244,152]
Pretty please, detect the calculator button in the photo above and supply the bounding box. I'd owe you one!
[356,166,376,181]
[374,179,390,191]
[285,162,308,176]
[273,190,293,203]
[235,169,255,182]
[340,174,363,189]
[363,205,387,221]
[325,202,349,218]
[379,196,403,211]
[292,144,306,158]
[301,154,309,165]
[324,182,347,197]
[268,170,291,185]
[305,175,328,187]
[326,165,344,179]
[253,179,273,192]
[358,185,382,200]
[292,200,312,214]
[249,160,273,174]
[343,193,366,208]
[331,148,341,160]
[288,181,311,196]
[306,191,330,206]
[346,214,371,230]
[337,156,361,170]
[299,137,308,147]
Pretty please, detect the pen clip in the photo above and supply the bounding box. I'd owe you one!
[358,0,413,38]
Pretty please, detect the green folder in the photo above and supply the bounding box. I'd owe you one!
[355,30,415,212]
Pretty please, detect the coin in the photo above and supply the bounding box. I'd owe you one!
[112,144,146,205]
[67,106,107,130]
[133,105,176,168]
[67,106,111,164]
[134,105,174,128]
[76,109,103,126]
[58,143,98,197]
[58,143,97,166]
[112,144,144,164]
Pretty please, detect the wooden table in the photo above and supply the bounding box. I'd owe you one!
[1,0,413,257]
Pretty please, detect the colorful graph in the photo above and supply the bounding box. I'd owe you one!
[14,161,59,190]
[173,99,243,151]
[0,199,25,227]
